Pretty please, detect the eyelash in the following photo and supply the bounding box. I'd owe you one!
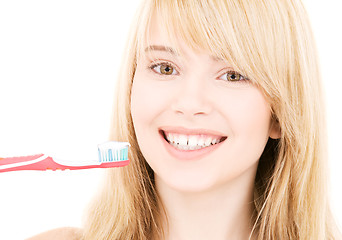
[148,61,249,83]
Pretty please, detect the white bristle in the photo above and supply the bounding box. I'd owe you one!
[97,141,130,162]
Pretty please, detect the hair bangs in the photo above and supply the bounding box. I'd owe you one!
[139,0,242,69]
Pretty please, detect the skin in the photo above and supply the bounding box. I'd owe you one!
[130,16,280,240]
[26,227,82,240]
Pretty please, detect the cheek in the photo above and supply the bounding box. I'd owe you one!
[131,68,177,127]
[130,72,173,147]
[130,74,173,171]
[131,79,153,121]
[241,91,271,136]
[131,78,164,126]
[219,86,271,134]
[223,88,272,160]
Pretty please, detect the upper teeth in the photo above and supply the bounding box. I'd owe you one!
[165,132,222,150]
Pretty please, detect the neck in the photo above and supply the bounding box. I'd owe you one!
[156,167,258,240]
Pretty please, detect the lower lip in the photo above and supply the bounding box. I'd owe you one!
[160,133,226,161]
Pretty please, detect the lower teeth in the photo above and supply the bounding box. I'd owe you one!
[169,141,214,150]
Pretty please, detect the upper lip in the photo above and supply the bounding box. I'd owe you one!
[159,126,227,138]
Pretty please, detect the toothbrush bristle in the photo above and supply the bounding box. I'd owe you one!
[98,141,130,162]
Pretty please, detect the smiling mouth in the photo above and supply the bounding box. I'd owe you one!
[159,130,227,151]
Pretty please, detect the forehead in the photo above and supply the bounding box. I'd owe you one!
[143,14,225,62]
[144,14,183,56]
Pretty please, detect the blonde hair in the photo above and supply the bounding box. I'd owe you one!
[83,0,341,239]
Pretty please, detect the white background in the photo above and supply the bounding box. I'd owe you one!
[0,1,341,239]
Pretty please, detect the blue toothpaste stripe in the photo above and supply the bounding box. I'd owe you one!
[98,146,129,162]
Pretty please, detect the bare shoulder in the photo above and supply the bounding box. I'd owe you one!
[26,227,83,240]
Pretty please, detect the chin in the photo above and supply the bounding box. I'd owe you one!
[155,170,224,194]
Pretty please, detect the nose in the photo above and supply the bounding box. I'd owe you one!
[171,75,212,118]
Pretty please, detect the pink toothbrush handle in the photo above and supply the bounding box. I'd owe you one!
[0,154,129,173]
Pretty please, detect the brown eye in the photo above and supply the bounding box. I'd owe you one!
[227,71,241,81]
[219,70,248,82]
[151,62,178,75]
[160,64,174,75]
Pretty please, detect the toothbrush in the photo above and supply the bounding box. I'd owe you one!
[0,141,130,173]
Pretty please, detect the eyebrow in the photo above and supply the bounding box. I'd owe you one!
[144,45,224,62]
[144,45,179,55]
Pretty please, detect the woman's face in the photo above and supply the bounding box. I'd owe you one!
[130,20,280,193]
